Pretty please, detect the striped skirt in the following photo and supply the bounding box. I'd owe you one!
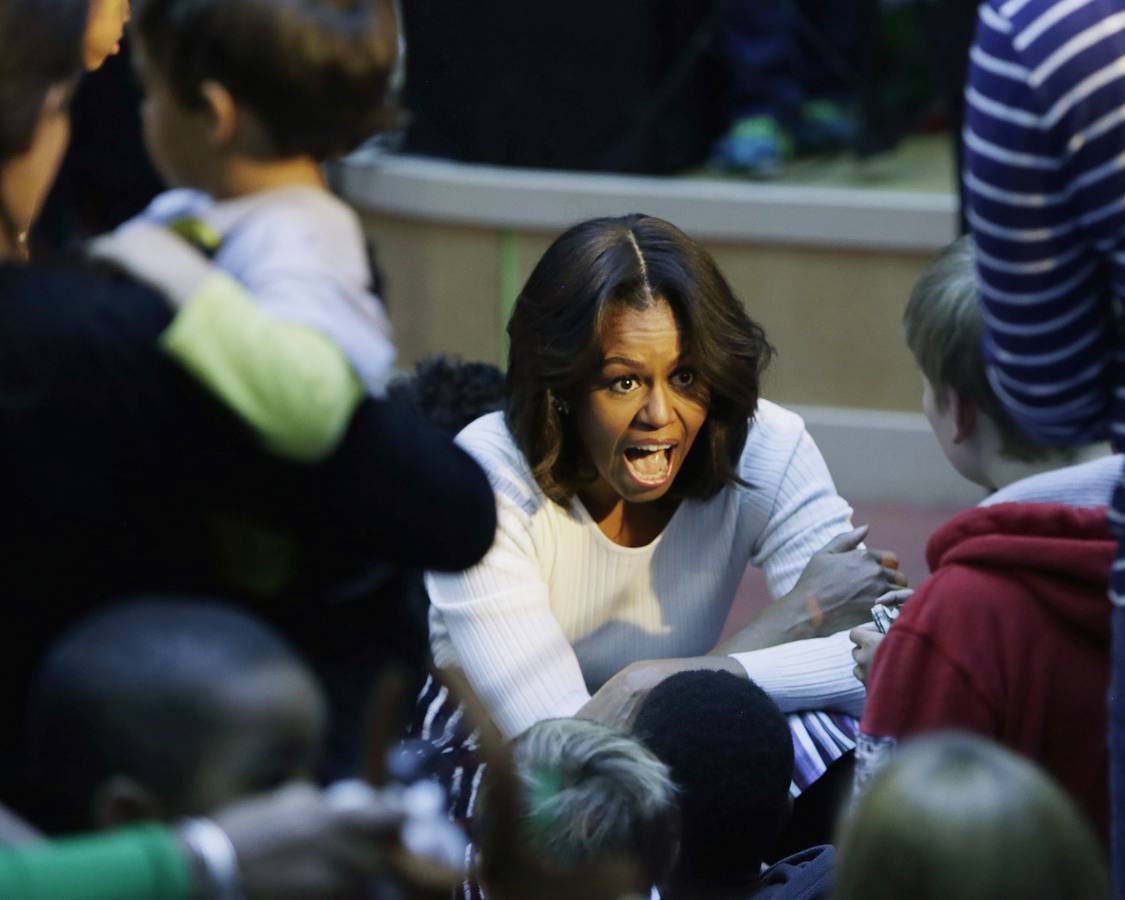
[407,675,857,820]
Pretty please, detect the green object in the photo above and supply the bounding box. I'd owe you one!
[528,766,565,844]
[0,825,191,900]
[168,217,224,258]
[160,270,364,462]
[498,230,520,367]
[711,115,794,177]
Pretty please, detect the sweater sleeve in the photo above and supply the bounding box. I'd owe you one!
[160,270,364,462]
[730,630,866,717]
[426,491,591,739]
[747,423,855,598]
[966,1,1124,446]
[735,410,864,713]
[0,825,192,900]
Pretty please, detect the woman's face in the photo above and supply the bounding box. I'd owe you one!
[84,0,130,71]
[0,84,73,255]
[574,299,710,506]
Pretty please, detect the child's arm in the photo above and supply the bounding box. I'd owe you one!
[161,270,364,461]
[90,223,363,462]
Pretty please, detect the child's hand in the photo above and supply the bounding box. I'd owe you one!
[89,222,216,309]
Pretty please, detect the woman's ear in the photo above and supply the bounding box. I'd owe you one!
[92,774,165,829]
[199,80,238,147]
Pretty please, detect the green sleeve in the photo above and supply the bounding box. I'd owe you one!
[0,824,193,900]
[159,270,365,462]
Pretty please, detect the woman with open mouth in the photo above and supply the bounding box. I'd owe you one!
[415,213,908,828]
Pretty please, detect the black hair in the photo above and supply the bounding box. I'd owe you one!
[29,597,305,832]
[633,670,793,894]
[133,0,399,159]
[506,214,773,506]
[386,355,505,436]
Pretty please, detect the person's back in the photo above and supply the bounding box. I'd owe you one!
[856,236,1116,843]
[964,0,1125,878]
[633,670,834,900]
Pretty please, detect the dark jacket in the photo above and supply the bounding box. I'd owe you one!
[0,262,496,787]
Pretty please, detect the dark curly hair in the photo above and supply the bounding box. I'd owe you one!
[634,670,794,894]
[133,0,400,159]
[387,355,505,437]
[506,214,773,506]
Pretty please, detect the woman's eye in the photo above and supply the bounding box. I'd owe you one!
[672,369,696,388]
[609,376,638,394]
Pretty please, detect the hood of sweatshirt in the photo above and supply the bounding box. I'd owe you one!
[925,502,1114,639]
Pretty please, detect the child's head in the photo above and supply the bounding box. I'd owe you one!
[131,0,398,187]
[474,717,680,896]
[904,235,1067,487]
[29,598,326,833]
[834,732,1111,900]
[387,355,506,437]
[83,0,129,71]
[632,670,793,898]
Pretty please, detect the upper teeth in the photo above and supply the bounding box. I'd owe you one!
[631,444,672,451]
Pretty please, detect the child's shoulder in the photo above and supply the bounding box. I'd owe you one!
[138,189,214,225]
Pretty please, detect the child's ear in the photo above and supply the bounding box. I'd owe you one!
[949,390,978,444]
[199,79,238,147]
[92,775,165,829]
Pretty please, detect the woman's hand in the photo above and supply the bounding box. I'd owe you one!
[576,656,746,730]
[771,525,906,642]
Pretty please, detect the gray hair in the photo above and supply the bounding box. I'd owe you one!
[476,717,680,886]
[903,235,1064,463]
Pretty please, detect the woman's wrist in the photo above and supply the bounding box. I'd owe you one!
[710,594,807,656]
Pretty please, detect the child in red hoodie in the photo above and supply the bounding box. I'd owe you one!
[854,236,1120,846]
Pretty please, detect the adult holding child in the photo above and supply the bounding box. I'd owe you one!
[419,215,908,806]
[0,0,493,800]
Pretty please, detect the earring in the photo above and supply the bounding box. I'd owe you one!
[553,397,570,415]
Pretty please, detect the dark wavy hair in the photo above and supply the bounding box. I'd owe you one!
[134,0,400,159]
[506,214,773,506]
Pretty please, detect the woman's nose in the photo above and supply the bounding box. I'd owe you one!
[636,385,673,428]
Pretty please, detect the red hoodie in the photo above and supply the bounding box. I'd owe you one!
[861,502,1114,844]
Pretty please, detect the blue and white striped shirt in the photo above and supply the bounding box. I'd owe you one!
[966,0,1125,602]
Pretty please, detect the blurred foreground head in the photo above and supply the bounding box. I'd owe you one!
[30,598,326,832]
[834,732,1111,900]
[475,717,679,897]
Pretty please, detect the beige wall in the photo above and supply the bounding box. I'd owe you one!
[363,211,932,413]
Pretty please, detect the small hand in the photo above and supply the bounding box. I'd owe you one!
[849,623,886,686]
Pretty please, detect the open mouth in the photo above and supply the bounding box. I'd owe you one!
[623,443,675,487]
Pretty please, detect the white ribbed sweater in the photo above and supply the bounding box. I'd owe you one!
[426,400,865,738]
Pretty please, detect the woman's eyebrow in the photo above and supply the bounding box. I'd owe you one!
[601,356,644,368]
